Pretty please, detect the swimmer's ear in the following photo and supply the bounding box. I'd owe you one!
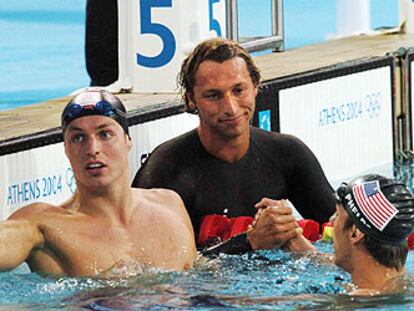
[125,133,132,149]
[189,101,197,110]
[349,226,364,245]
[253,84,259,97]
[187,93,197,110]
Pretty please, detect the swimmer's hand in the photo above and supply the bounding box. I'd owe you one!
[247,198,301,250]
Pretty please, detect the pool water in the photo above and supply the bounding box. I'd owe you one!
[0,1,409,309]
[2,156,414,311]
[1,161,414,309]
[1,241,413,310]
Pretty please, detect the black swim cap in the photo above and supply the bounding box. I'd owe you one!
[336,174,414,245]
[61,88,129,136]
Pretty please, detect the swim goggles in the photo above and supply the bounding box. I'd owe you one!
[61,99,129,135]
[62,100,125,122]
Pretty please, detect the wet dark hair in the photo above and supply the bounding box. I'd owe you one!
[336,174,414,270]
[343,215,408,270]
[178,38,261,114]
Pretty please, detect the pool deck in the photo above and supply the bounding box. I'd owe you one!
[1,31,414,143]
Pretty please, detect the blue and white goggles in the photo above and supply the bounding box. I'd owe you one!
[61,90,129,135]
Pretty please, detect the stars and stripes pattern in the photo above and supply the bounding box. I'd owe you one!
[352,181,398,231]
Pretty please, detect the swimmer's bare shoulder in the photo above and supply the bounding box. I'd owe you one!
[0,202,78,273]
[5,203,66,243]
[133,188,197,268]
[8,202,68,221]
[0,203,55,271]
[133,188,192,222]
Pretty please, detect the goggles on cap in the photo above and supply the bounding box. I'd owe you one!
[61,95,129,136]
[62,100,126,123]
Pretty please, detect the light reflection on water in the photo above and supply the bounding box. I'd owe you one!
[2,243,414,310]
[2,161,414,309]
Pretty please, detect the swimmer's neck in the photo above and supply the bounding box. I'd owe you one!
[349,256,403,294]
[69,178,135,225]
[197,125,250,163]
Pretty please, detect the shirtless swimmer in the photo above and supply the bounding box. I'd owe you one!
[0,89,196,276]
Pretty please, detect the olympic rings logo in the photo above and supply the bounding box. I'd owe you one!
[66,168,77,194]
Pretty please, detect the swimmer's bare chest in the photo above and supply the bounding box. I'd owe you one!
[28,221,151,276]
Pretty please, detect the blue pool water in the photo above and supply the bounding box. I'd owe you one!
[0,2,410,309]
[0,0,87,111]
[1,241,413,310]
[0,162,413,309]
[0,0,398,112]
[0,160,413,309]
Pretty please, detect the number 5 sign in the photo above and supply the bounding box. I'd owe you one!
[116,0,226,93]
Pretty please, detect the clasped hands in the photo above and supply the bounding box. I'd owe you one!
[247,198,312,251]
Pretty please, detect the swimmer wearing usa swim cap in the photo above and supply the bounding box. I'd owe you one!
[335,174,414,245]
[332,174,414,295]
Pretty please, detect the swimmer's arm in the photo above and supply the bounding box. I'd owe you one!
[0,220,44,271]
[201,231,317,256]
[283,233,317,252]
[250,199,302,250]
[174,195,198,269]
[201,232,254,256]
[160,189,197,269]
[202,200,302,256]
[348,288,379,296]
[254,198,317,252]
[296,250,334,265]
[283,233,333,263]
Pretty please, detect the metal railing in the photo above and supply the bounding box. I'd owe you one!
[226,0,284,53]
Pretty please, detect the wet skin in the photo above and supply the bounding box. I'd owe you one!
[0,116,196,276]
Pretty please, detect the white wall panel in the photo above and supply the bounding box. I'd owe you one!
[279,66,393,184]
[0,113,199,220]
